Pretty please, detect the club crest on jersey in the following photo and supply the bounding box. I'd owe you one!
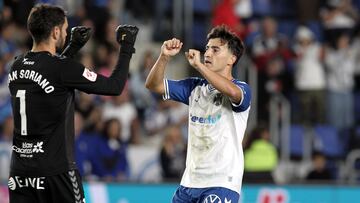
[213,93,223,106]
[82,68,97,82]
[203,194,222,203]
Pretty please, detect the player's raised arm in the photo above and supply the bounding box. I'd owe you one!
[60,24,139,95]
[185,48,243,104]
[145,38,183,94]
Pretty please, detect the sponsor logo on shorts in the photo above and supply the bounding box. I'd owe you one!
[8,176,45,190]
[12,142,44,158]
[203,194,222,203]
[224,197,231,203]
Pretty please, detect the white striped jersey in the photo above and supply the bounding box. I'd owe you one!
[163,77,251,194]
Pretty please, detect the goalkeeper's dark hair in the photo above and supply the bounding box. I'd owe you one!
[207,25,245,65]
[27,4,66,44]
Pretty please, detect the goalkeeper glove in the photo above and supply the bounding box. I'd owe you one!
[116,24,139,54]
[61,26,92,58]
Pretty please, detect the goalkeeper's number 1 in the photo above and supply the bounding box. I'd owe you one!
[16,90,27,135]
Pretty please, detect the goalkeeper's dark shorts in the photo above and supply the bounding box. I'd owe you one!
[8,169,85,203]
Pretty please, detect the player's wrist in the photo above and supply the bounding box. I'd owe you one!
[119,43,135,55]
[160,53,171,60]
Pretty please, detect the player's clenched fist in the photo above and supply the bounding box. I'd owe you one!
[116,24,139,54]
[161,38,183,57]
[116,25,138,46]
[185,49,203,69]
[69,26,92,47]
[61,26,91,58]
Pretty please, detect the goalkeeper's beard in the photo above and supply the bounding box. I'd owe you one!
[55,32,66,54]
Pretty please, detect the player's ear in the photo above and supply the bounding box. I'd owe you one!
[228,54,237,66]
[52,26,60,40]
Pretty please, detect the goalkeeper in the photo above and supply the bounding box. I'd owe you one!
[7,4,138,203]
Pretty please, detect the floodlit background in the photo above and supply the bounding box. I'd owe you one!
[0,0,360,202]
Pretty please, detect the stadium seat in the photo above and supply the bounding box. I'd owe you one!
[314,125,343,158]
[290,125,305,158]
[251,0,273,17]
[192,0,211,15]
[306,21,324,42]
[277,20,298,39]
[192,20,208,49]
[354,91,360,124]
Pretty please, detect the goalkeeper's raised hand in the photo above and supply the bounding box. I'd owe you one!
[116,25,139,54]
[61,26,92,58]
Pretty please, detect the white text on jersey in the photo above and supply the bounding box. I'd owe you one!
[8,70,54,93]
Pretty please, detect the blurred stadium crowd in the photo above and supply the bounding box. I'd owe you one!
[1,0,360,185]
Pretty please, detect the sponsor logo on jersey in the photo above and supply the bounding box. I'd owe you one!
[203,194,222,203]
[22,58,35,65]
[190,113,221,124]
[82,68,97,82]
[8,176,45,190]
[12,141,44,158]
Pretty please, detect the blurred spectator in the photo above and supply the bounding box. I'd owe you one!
[320,0,358,47]
[104,17,119,47]
[296,0,322,24]
[324,33,357,130]
[306,152,333,181]
[235,0,252,19]
[84,0,111,42]
[0,59,11,123]
[75,91,103,133]
[0,115,13,142]
[91,118,129,182]
[252,17,292,72]
[160,125,186,181]
[143,99,188,137]
[243,125,278,183]
[125,0,154,21]
[93,42,113,68]
[293,26,326,125]
[212,0,248,40]
[4,0,35,26]
[102,85,141,144]
[0,21,17,63]
[74,111,96,178]
[129,50,157,121]
[144,98,170,136]
[0,115,12,182]
[251,16,294,121]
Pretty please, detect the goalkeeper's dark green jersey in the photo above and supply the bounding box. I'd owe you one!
[8,50,130,176]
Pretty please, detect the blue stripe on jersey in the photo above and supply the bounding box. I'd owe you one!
[164,78,251,112]
[232,80,251,112]
[164,77,205,105]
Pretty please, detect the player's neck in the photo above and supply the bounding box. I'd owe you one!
[31,41,56,55]
[218,67,234,80]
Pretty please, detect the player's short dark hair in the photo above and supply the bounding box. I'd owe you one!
[207,25,245,65]
[27,4,66,44]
